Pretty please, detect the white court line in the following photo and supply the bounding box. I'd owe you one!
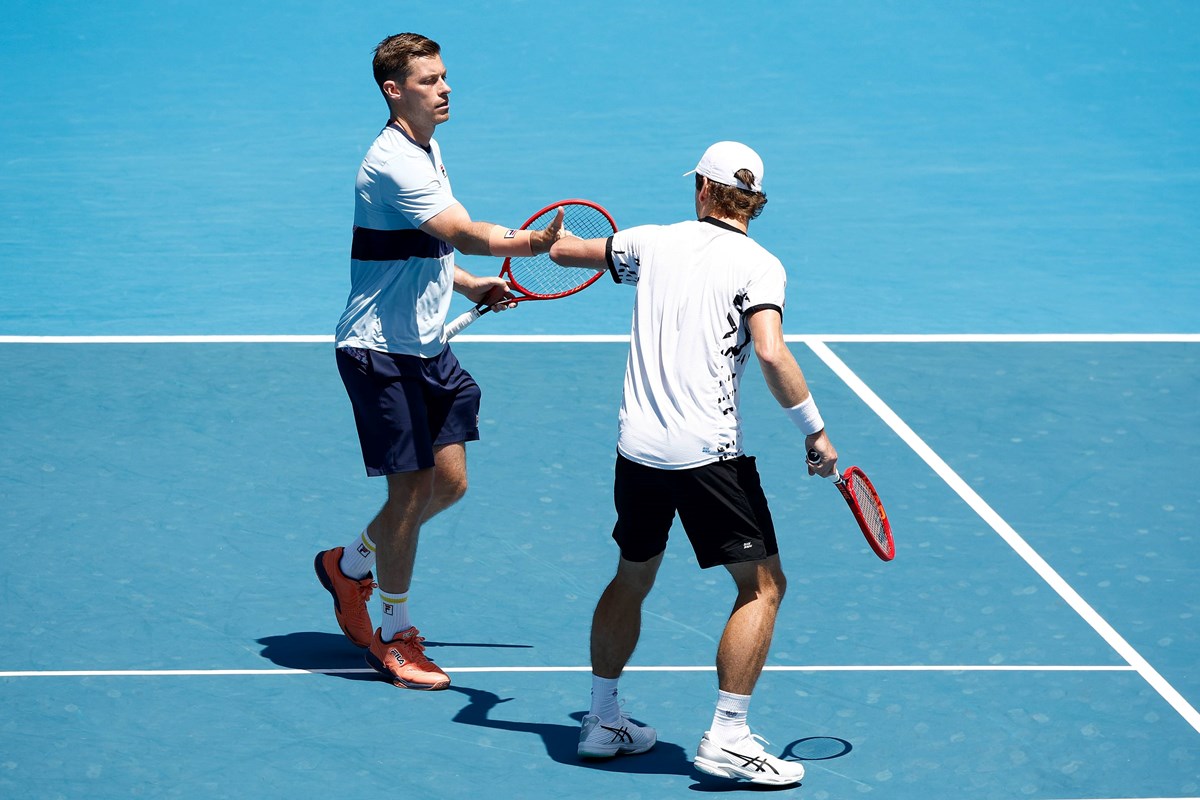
[798,333,1200,343]
[0,334,335,344]
[805,339,1200,736]
[0,333,1197,344]
[0,664,1136,678]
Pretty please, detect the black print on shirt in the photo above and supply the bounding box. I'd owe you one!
[721,290,752,364]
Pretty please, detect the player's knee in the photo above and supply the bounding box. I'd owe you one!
[750,561,787,606]
[441,473,468,504]
[767,569,787,604]
[612,555,661,597]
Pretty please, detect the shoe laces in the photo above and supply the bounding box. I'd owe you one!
[355,578,376,601]
[714,731,769,754]
[736,733,771,757]
[397,629,434,662]
[608,701,642,729]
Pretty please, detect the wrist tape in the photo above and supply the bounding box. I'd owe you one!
[488,226,534,257]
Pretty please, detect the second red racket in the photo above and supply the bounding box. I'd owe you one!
[443,199,617,340]
[809,450,895,562]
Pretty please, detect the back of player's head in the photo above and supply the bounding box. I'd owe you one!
[686,141,769,221]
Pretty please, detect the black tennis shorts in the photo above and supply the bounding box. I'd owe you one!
[611,453,779,569]
[336,345,481,476]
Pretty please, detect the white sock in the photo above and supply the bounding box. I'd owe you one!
[379,590,412,641]
[710,690,752,744]
[338,529,376,579]
[590,675,621,722]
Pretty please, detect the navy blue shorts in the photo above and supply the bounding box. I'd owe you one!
[336,346,481,476]
[611,454,779,569]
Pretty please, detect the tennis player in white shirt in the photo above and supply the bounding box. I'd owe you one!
[551,141,838,787]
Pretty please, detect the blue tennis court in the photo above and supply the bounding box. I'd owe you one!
[2,2,1197,798]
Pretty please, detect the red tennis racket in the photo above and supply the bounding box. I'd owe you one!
[442,199,617,340]
[809,450,895,561]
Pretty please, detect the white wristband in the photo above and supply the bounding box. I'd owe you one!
[785,396,824,435]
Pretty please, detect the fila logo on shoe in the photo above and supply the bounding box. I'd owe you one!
[388,647,407,666]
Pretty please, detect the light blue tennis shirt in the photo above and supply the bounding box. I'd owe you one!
[336,122,458,358]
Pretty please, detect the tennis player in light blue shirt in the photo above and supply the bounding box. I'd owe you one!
[317,33,565,692]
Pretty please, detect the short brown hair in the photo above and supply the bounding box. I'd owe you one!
[697,170,768,222]
[372,33,441,89]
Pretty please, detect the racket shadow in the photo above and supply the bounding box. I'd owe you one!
[449,685,694,778]
[423,639,534,650]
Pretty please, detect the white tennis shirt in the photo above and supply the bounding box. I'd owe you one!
[336,123,458,357]
[606,217,787,469]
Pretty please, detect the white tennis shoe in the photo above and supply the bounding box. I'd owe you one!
[577,713,657,758]
[694,731,805,786]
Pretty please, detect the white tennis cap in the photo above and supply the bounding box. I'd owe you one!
[684,141,765,193]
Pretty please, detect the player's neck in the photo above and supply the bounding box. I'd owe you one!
[699,213,748,234]
[390,116,434,147]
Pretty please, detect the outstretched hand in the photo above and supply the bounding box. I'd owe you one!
[529,207,566,254]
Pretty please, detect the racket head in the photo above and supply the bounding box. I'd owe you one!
[838,466,895,561]
[500,199,617,299]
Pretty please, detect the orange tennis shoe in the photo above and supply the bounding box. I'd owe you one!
[314,547,375,648]
[366,627,451,691]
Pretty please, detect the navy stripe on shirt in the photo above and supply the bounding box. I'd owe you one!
[351,226,452,261]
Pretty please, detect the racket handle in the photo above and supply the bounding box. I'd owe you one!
[443,304,489,342]
[807,449,841,483]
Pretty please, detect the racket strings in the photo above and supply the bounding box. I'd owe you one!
[507,206,613,297]
[848,472,889,548]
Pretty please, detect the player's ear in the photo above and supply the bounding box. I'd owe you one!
[381,79,403,101]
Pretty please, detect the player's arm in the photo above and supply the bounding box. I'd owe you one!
[549,236,609,269]
[747,308,838,476]
[421,202,565,256]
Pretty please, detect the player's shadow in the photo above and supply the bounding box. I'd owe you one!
[255,632,532,682]
[450,685,705,779]
[451,681,796,786]
[450,686,812,791]
[257,639,817,789]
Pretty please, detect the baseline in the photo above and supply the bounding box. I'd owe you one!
[0,664,1137,678]
[1,333,1198,345]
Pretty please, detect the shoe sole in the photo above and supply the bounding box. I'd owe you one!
[577,742,655,759]
[694,757,803,786]
[364,650,450,691]
[314,551,371,649]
